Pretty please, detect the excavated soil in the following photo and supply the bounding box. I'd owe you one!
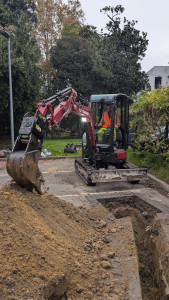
[0,183,131,300]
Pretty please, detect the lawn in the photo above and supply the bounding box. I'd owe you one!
[127,148,169,184]
[42,139,82,156]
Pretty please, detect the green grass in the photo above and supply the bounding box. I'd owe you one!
[0,139,10,146]
[127,148,169,184]
[42,139,82,156]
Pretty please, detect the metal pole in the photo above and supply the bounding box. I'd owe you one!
[7,36,14,149]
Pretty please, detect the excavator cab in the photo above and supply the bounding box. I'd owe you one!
[91,94,129,148]
[77,93,147,184]
[82,94,130,168]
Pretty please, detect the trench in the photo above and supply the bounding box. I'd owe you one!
[43,274,68,300]
[48,293,68,300]
[44,195,169,300]
[98,196,167,300]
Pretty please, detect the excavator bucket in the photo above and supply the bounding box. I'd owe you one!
[6,129,44,194]
[7,150,43,194]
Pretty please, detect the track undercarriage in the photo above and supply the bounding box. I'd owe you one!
[75,158,147,186]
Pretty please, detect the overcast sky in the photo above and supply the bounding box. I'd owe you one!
[79,0,169,72]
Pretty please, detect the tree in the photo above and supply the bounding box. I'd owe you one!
[50,26,113,96]
[34,0,84,58]
[33,0,85,98]
[49,5,151,136]
[50,35,94,96]
[50,34,95,136]
[50,5,150,97]
[0,1,41,138]
[34,0,62,60]
[61,0,84,36]
[131,87,169,160]
[80,25,113,94]
[0,0,36,27]
[99,5,150,94]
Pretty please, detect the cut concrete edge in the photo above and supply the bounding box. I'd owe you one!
[39,156,81,160]
[0,156,80,162]
[147,173,169,193]
[0,156,81,171]
[127,161,169,193]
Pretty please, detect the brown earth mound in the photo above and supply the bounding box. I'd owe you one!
[0,183,126,300]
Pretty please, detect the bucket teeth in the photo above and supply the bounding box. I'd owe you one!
[6,150,43,194]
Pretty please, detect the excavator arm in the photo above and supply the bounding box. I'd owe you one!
[7,87,96,193]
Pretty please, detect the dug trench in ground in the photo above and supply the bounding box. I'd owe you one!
[0,183,143,300]
[99,196,169,300]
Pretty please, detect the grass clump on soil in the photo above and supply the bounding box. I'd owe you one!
[43,139,81,156]
[127,148,169,184]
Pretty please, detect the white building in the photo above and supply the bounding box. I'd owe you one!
[147,66,169,90]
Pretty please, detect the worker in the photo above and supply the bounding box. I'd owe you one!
[96,104,120,142]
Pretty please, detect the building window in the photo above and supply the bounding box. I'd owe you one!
[155,77,161,89]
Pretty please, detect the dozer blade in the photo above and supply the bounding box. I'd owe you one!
[75,158,147,185]
[6,150,43,194]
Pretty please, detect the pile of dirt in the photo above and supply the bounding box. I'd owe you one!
[0,183,126,300]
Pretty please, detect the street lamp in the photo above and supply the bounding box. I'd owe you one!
[0,29,14,149]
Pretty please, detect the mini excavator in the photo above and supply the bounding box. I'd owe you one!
[6,87,147,193]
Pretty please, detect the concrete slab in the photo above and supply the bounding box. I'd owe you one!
[108,216,142,300]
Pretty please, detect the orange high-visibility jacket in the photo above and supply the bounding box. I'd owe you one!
[99,112,118,128]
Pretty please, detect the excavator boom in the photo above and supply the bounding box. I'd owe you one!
[6,87,95,193]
